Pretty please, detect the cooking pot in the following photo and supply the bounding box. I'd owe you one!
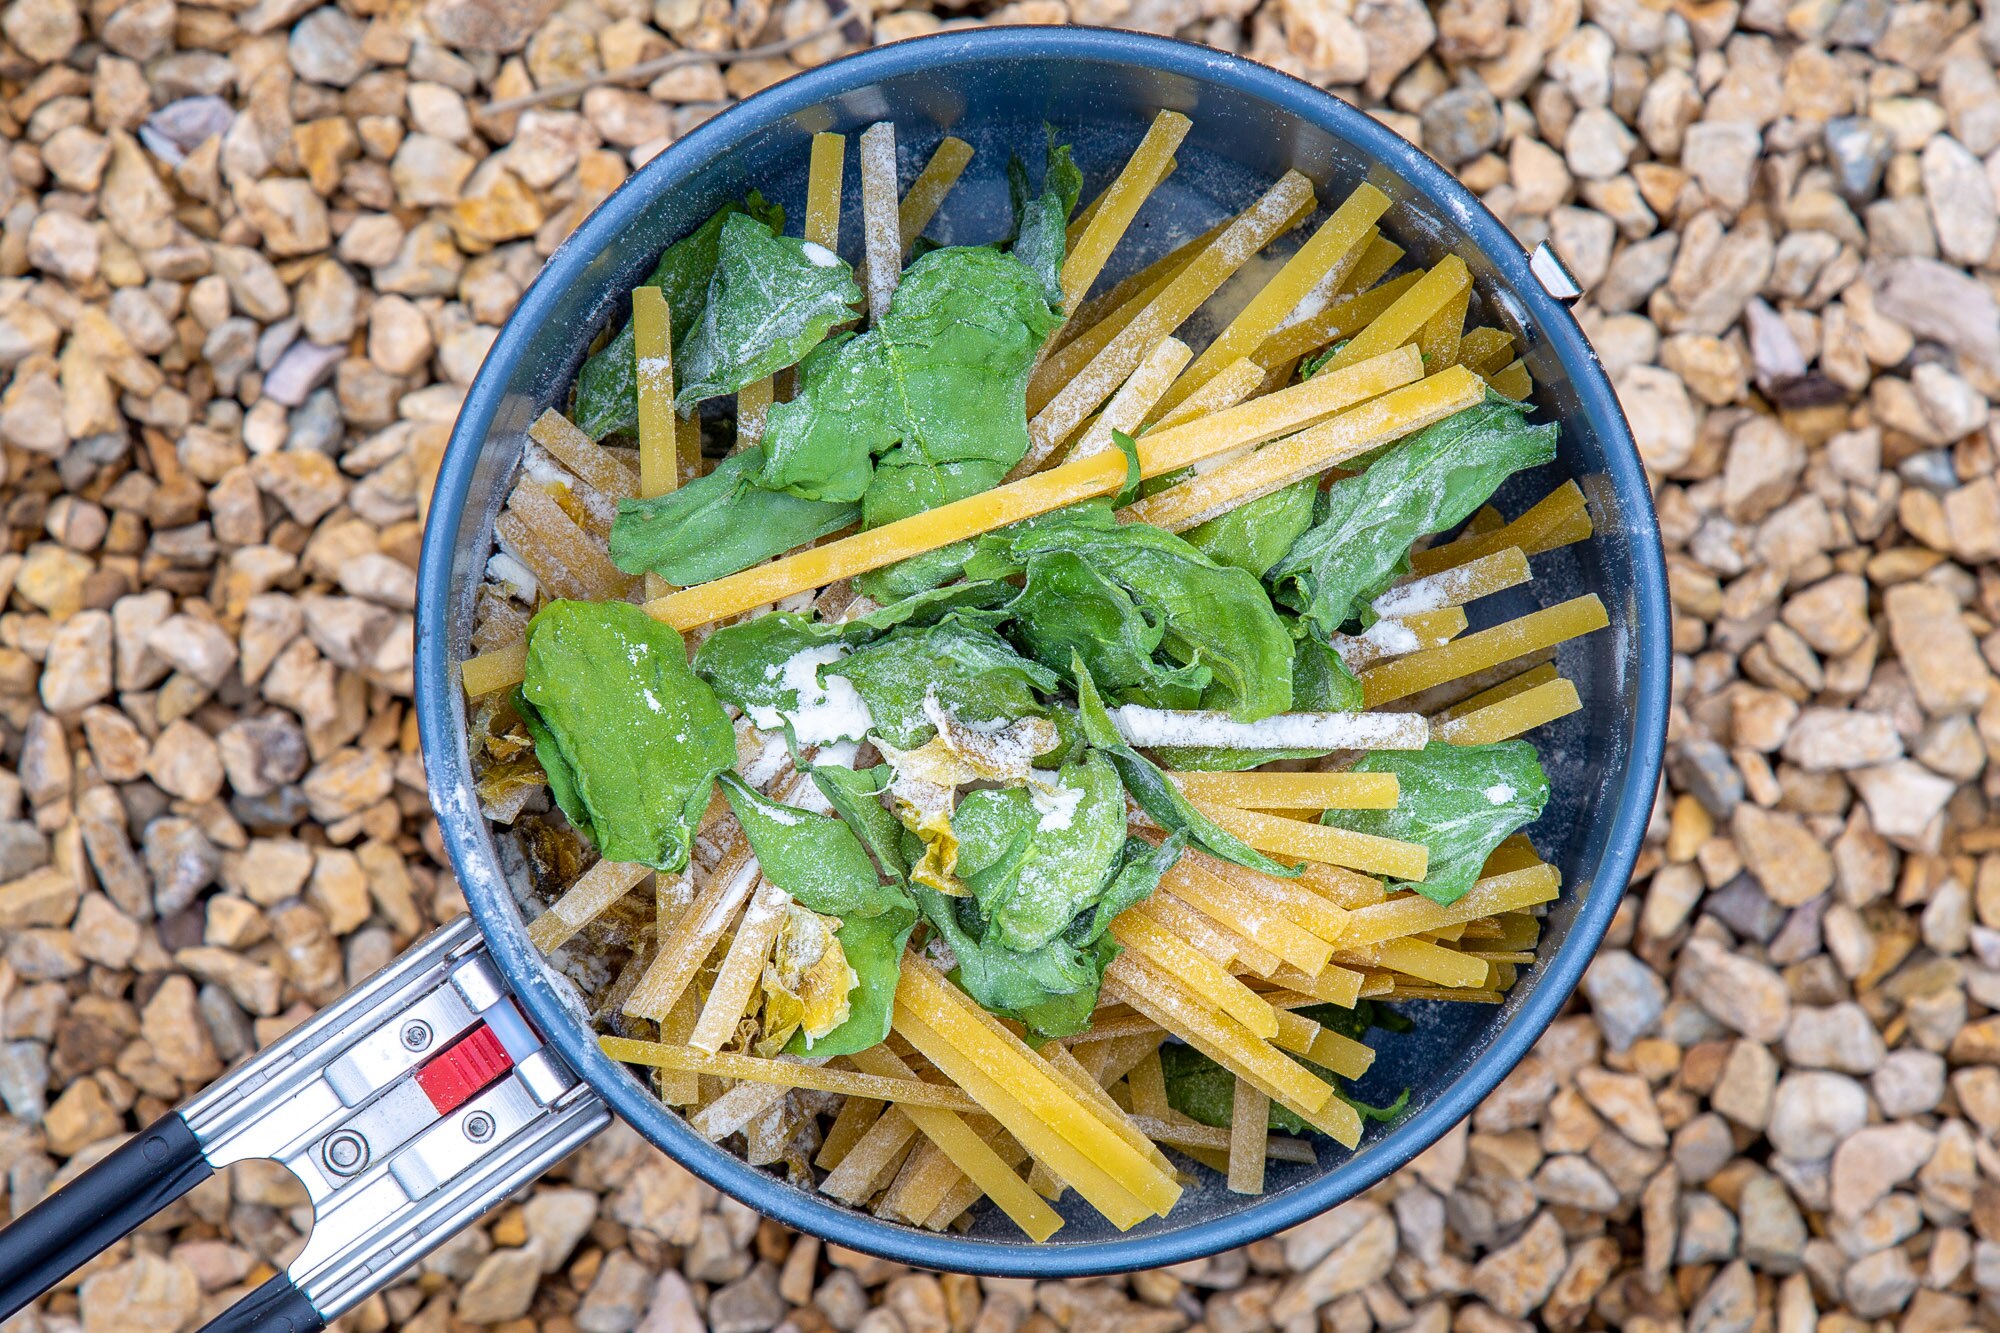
[0,26,1669,1327]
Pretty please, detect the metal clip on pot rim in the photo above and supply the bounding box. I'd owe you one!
[0,916,610,1333]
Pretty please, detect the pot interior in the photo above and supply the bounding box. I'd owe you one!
[418,31,1666,1270]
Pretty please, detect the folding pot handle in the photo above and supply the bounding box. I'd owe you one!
[0,916,610,1330]
[0,1113,214,1323]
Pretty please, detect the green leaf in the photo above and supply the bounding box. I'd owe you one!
[951,752,1127,952]
[1271,399,1558,637]
[719,773,907,915]
[756,246,1059,525]
[807,763,908,880]
[1009,134,1081,308]
[852,541,975,603]
[1000,550,1176,698]
[673,212,862,410]
[969,504,1293,721]
[1089,833,1185,937]
[917,884,1119,1039]
[1154,629,1361,770]
[1160,1037,1407,1135]
[517,601,735,871]
[1070,655,1300,878]
[1158,1040,1241,1129]
[608,446,858,585]
[691,592,1020,740]
[573,193,784,439]
[1183,477,1318,578]
[811,907,918,1056]
[1324,741,1550,905]
[717,773,919,1056]
[831,619,1060,747]
[1109,429,1143,507]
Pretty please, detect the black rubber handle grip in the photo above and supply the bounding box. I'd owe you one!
[197,1273,324,1333]
[0,1112,214,1322]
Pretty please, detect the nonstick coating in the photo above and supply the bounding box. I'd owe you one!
[416,27,1670,1276]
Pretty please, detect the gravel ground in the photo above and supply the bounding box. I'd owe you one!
[4,0,2000,1329]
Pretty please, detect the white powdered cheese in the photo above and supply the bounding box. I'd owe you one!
[1108,706,1429,751]
[746,645,874,745]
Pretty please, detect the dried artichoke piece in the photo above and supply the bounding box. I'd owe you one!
[757,904,858,1055]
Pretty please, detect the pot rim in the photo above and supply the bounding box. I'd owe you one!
[416,25,1670,1276]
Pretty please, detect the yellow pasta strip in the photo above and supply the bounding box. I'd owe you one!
[1064,154,1175,251]
[687,880,788,1052]
[496,491,632,603]
[1263,961,1367,1008]
[1410,480,1592,575]
[1108,913,1279,1038]
[1375,547,1531,618]
[816,1094,885,1169]
[1152,356,1264,430]
[820,1106,918,1203]
[1482,835,1544,877]
[1417,284,1471,369]
[1457,326,1515,375]
[881,1137,960,1223]
[1164,860,1333,975]
[1297,863,1387,909]
[1038,1040,1178,1182]
[1157,184,1390,417]
[1341,233,1405,295]
[1437,677,1582,744]
[899,136,974,252]
[1192,853,1352,946]
[1168,771,1398,811]
[529,409,638,499]
[624,851,759,1020]
[1060,111,1192,312]
[1359,594,1609,708]
[1141,891,1278,976]
[1327,256,1471,371]
[631,285,678,498]
[1058,219,1222,360]
[1492,912,1541,950]
[1030,172,1317,458]
[896,959,1179,1218]
[1191,800,1429,882]
[737,376,774,450]
[462,640,527,697]
[924,1127,1031,1231]
[526,858,650,953]
[1252,272,1422,370]
[1442,662,1560,718]
[1068,336,1194,462]
[1272,1010,1376,1080]
[1122,365,1484,533]
[805,132,845,250]
[1392,985,1505,1003]
[1489,358,1533,400]
[1229,1078,1269,1194]
[652,981,701,1105]
[1342,864,1561,946]
[1364,936,1493,989]
[601,1037,981,1110]
[1329,606,1469,671]
[1106,956,1354,1146]
[1128,1048,1171,1118]
[645,350,1420,631]
[1038,235,1216,414]
[893,1007,1155,1229]
[844,1048,1064,1232]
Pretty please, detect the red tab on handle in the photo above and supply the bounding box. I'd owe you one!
[415,1024,512,1115]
